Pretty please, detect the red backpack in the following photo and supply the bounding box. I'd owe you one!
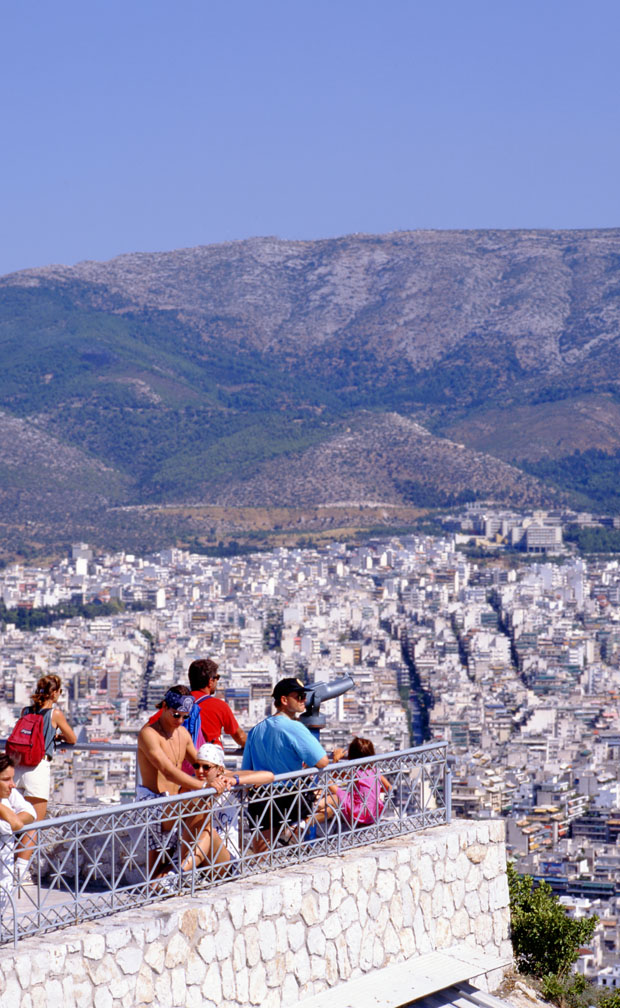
[6,712,46,767]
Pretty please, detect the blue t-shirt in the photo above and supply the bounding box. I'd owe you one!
[242,715,326,776]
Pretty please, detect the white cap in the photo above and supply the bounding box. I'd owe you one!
[195,743,225,767]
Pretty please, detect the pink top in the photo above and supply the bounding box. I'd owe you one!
[336,767,384,825]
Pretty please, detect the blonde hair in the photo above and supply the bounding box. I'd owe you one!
[31,674,62,711]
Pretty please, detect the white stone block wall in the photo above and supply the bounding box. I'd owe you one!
[0,819,512,1008]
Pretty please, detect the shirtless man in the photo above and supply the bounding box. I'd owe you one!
[137,686,230,878]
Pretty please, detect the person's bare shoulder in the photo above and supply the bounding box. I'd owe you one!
[138,722,160,746]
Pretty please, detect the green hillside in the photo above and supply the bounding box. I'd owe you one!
[2,230,620,555]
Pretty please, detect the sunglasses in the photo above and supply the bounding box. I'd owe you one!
[193,762,219,771]
[290,692,306,701]
[170,712,189,720]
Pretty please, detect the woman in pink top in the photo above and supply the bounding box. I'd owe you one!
[312,736,391,827]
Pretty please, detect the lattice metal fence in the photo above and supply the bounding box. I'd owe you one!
[0,742,450,946]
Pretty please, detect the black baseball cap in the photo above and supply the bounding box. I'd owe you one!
[272,677,307,703]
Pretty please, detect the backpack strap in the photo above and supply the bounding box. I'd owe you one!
[186,694,211,747]
[193,694,221,746]
[41,708,56,758]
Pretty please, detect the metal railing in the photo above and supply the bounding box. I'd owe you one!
[0,742,450,946]
[0,740,244,809]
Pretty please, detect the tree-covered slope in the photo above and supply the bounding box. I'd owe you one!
[1,228,620,552]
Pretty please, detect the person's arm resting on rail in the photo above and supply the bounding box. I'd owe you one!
[52,709,77,745]
[0,800,35,832]
[292,722,328,770]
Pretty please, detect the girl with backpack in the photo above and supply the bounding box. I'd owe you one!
[8,674,75,886]
[12,674,76,821]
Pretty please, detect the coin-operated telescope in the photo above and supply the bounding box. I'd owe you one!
[299,675,355,740]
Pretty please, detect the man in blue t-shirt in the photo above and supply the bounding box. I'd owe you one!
[242,678,329,850]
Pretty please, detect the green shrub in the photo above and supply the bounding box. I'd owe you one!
[507,863,597,979]
[541,971,588,1008]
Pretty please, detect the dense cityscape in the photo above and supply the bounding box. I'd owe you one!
[4,504,620,983]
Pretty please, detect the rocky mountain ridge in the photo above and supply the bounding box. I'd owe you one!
[8,229,620,375]
[1,228,619,554]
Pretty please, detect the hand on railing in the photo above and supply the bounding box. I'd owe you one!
[54,734,74,749]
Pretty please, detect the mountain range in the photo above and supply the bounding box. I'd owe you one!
[2,228,620,556]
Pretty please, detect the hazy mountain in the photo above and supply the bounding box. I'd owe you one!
[2,229,620,552]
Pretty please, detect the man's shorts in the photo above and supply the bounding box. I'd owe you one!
[136,785,179,854]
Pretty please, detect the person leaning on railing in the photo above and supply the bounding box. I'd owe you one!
[12,674,76,887]
[241,677,330,852]
[309,736,392,828]
[180,743,274,877]
[13,674,76,822]
[188,658,247,751]
[137,686,229,882]
[0,753,35,907]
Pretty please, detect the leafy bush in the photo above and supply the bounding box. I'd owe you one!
[508,863,597,979]
[540,971,589,1008]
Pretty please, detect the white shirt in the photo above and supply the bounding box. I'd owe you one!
[0,790,36,889]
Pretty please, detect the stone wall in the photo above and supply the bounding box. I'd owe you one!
[0,819,512,1008]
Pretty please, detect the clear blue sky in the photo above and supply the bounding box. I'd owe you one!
[2,0,620,275]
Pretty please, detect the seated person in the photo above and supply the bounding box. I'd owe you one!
[241,678,329,852]
[183,743,273,873]
[310,737,391,828]
[0,753,36,910]
[137,686,229,882]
